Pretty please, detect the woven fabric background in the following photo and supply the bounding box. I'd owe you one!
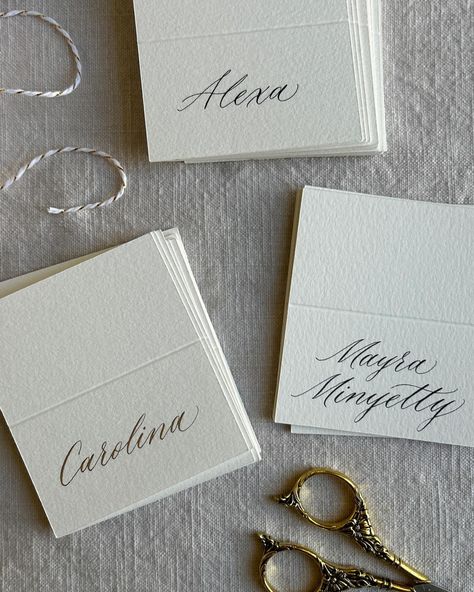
[0,1,472,591]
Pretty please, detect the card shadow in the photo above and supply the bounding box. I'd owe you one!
[260,187,297,422]
[0,411,50,533]
[107,0,149,161]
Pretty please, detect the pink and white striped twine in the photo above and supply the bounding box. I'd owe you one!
[0,9,82,97]
[0,11,128,213]
[0,148,128,214]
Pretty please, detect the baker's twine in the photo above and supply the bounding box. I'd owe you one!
[0,148,127,214]
[0,9,82,97]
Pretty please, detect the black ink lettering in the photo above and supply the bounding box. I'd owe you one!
[177,70,299,112]
[315,339,438,382]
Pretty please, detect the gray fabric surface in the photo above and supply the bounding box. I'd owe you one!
[0,1,472,591]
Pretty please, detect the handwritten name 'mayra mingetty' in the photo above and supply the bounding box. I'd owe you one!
[292,339,464,432]
[177,69,299,112]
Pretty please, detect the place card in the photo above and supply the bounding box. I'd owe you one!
[132,0,386,162]
[274,187,474,447]
[0,230,260,537]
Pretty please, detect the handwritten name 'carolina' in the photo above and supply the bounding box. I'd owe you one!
[60,408,199,487]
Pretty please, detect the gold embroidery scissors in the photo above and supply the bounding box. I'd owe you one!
[258,468,449,592]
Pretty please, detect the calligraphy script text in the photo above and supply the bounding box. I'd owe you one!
[292,339,463,431]
[60,408,200,487]
[177,69,299,112]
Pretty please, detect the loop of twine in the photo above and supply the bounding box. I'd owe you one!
[0,10,82,97]
[0,148,128,214]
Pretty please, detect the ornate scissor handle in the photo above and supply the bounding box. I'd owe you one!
[276,468,429,584]
[257,533,413,592]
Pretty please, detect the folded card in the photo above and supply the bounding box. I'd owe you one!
[274,187,474,447]
[133,0,386,162]
[0,230,260,537]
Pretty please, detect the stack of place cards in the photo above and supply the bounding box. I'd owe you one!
[0,230,260,537]
[274,187,474,447]
[133,0,386,162]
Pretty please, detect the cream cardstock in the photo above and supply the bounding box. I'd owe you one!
[291,425,373,437]
[275,187,474,447]
[132,0,385,162]
[0,231,260,537]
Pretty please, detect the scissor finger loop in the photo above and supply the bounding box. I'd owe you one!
[276,468,429,584]
[276,468,361,530]
[258,533,321,592]
[258,533,414,592]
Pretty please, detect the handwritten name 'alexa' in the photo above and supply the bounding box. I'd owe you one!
[178,69,299,112]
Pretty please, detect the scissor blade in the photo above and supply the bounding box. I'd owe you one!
[414,584,450,592]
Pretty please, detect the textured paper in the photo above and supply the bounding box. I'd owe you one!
[133,0,385,162]
[291,425,374,436]
[1,2,472,588]
[275,187,474,447]
[0,231,260,537]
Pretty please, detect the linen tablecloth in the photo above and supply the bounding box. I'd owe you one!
[0,2,472,590]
